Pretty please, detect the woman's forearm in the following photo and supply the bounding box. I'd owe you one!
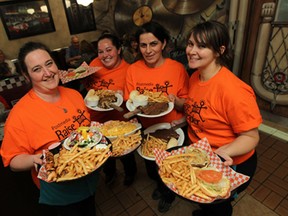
[216,128,259,158]
[10,154,42,172]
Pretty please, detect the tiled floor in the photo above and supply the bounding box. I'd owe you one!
[94,127,288,216]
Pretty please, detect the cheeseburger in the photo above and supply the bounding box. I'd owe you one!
[185,146,210,168]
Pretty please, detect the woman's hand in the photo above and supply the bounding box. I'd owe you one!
[10,153,43,172]
[171,116,186,127]
[168,94,185,111]
[214,148,233,166]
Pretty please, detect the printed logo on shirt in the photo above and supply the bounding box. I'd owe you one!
[52,109,90,140]
[135,81,173,95]
[85,78,115,90]
[184,98,207,127]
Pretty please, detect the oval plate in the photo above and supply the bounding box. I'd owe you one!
[63,131,102,150]
[137,122,184,161]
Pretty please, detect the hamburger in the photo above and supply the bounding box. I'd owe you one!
[74,66,86,73]
[196,167,231,198]
[185,146,210,168]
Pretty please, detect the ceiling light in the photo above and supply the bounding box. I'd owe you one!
[76,0,93,7]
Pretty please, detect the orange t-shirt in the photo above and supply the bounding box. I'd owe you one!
[184,67,262,165]
[0,87,90,186]
[82,58,129,123]
[124,58,189,128]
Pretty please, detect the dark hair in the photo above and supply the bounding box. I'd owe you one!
[135,21,170,45]
[18,42,52,77]
[97,33,122,50]
[188,20,233,68]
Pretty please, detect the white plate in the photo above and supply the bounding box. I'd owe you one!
[104,122,142,141]
[126,100,174,118]
[137,122,185,161]
[85,93,123,111]
[63,131,102,150]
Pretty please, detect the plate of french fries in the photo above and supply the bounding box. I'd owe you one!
[110,130,142,157]
[154,138,250,203]
[85,89,123,111]
[137,123,184,161]
[38,142,111,182]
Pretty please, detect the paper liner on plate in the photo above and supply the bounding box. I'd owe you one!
[59,62,101,84]
[37,135,111,183]
[91,119,142,157]
[154,137,250,203]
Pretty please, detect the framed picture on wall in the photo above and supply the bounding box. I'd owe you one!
[0,0,55,40]
[63,0,96,34]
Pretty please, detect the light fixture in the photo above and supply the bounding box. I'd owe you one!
[76,0,93,7]
[40,5,48,13]
[27,8,35,14]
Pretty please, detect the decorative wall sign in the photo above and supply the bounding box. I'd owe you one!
[63,0,96,34]
[0,0,55,40]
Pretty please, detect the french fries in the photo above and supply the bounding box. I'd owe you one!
[159,154,213,201]
[46,144,111,182]
[111,131,142,157]
[87,89,116,98]
[142,90,169,103]
[141,135,167,158]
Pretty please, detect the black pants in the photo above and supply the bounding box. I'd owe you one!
[103,153,137,177]
[38,195,96,216]
[198,151,258,216]
[145,159,176,203]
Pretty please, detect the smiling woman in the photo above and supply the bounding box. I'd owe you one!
[0,41,98,216]
[184,20,261,216]
[81,33,138,187]
[124,21,190,213]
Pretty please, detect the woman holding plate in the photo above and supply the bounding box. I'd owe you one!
[183,21,262,216]
[82,33,137,186]
[0,42,97,216]
[124,21,189,213]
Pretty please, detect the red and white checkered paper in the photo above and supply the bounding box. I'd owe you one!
[154,137,250,203]
[59,62,101,84]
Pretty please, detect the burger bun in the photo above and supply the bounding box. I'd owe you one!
[196,167,230,198]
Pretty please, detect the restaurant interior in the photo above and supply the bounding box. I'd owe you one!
[0,0,287,216]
